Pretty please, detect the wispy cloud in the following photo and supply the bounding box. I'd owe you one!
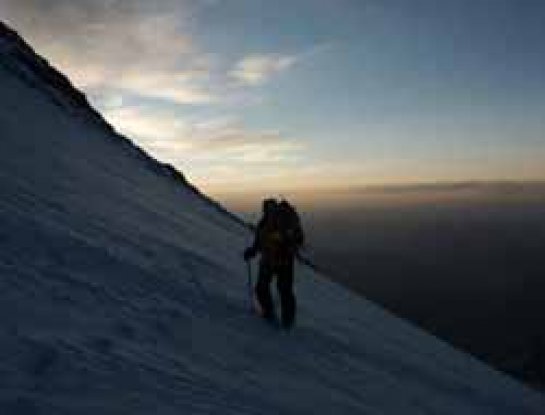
[228,43,333,87]
[103,106,193,146]
[103,105,303,165]
[1,0,217,104]
[188,117,297,152]
[229,54,297,86]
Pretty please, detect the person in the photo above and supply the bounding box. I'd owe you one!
[243,198,304,329]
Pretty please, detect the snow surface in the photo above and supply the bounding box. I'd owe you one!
[1,22,544,414]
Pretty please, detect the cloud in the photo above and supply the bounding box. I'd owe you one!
[227,43,333,87]
[352,181,545,197]
[103,106,193,145]
[188,117,293,152]
[103,105,303,164]
[1,0,217,104]
[1,1,307,102]
[113,70,216,104]
[229,54,297,86]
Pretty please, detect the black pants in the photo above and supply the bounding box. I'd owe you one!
[255,259,296,327]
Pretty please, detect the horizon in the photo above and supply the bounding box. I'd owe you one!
[212,179,545,218]
[2,0,545,200]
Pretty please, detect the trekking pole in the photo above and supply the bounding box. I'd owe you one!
[246,260,253,312]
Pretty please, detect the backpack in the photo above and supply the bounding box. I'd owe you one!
[277,200,304,250]
[258,200,304,262]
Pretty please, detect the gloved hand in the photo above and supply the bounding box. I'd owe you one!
[243,247,255,261]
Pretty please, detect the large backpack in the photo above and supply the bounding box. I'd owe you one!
[258,200,303,263]
[277,200,304,251]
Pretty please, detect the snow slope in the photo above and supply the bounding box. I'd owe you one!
[1,22,544,414]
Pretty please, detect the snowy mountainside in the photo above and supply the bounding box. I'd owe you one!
[1,22,544,414]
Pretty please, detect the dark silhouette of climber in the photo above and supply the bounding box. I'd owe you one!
[244,198,304,328]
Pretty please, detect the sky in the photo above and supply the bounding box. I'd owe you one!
[2,0,545,200]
